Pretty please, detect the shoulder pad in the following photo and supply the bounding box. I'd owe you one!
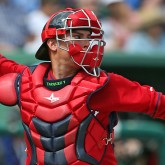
[0,73,18,106]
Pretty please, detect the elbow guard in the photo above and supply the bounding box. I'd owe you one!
[0,73,19,106]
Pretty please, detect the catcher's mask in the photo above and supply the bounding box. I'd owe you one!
[35,8,106,77]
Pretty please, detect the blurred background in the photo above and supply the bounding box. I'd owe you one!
[0,0,165,164]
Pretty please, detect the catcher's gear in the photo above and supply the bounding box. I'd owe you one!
[0,73,18,106]
[35,8,106,77]
[20,63,113,165]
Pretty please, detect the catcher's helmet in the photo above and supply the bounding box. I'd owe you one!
[35,8,106,76]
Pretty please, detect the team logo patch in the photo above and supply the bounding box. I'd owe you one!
[44,93,60,103]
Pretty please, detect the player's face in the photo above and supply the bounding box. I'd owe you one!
[58,29,91,51]
[55,29,92,69]
[66,29,91,50]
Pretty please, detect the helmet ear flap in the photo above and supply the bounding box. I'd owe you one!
[41,28,56,42]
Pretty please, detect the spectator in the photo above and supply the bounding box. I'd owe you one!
[23,0,63,54]
[101,0,141,53]
[8,0,40,13]
[140,0,164,11]
[123,8,165,55]
[0,0,29,52]
[125,0,141,10]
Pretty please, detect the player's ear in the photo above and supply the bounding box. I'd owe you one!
[47,39,57,51]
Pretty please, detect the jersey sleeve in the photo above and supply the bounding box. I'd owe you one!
[90,72,165,120]
[0,54,26,76]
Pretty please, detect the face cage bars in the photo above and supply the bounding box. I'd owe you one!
[55,9,106,77]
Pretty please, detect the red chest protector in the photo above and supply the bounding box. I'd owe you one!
[19,63,111,165]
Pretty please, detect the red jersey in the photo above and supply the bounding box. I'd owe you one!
[0,54,165,165]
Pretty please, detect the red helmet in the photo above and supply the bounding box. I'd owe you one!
[35,8,106,76]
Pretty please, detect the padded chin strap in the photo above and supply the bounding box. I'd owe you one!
[68,43,103,68]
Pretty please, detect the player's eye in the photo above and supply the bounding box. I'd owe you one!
[74,35,81,39]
